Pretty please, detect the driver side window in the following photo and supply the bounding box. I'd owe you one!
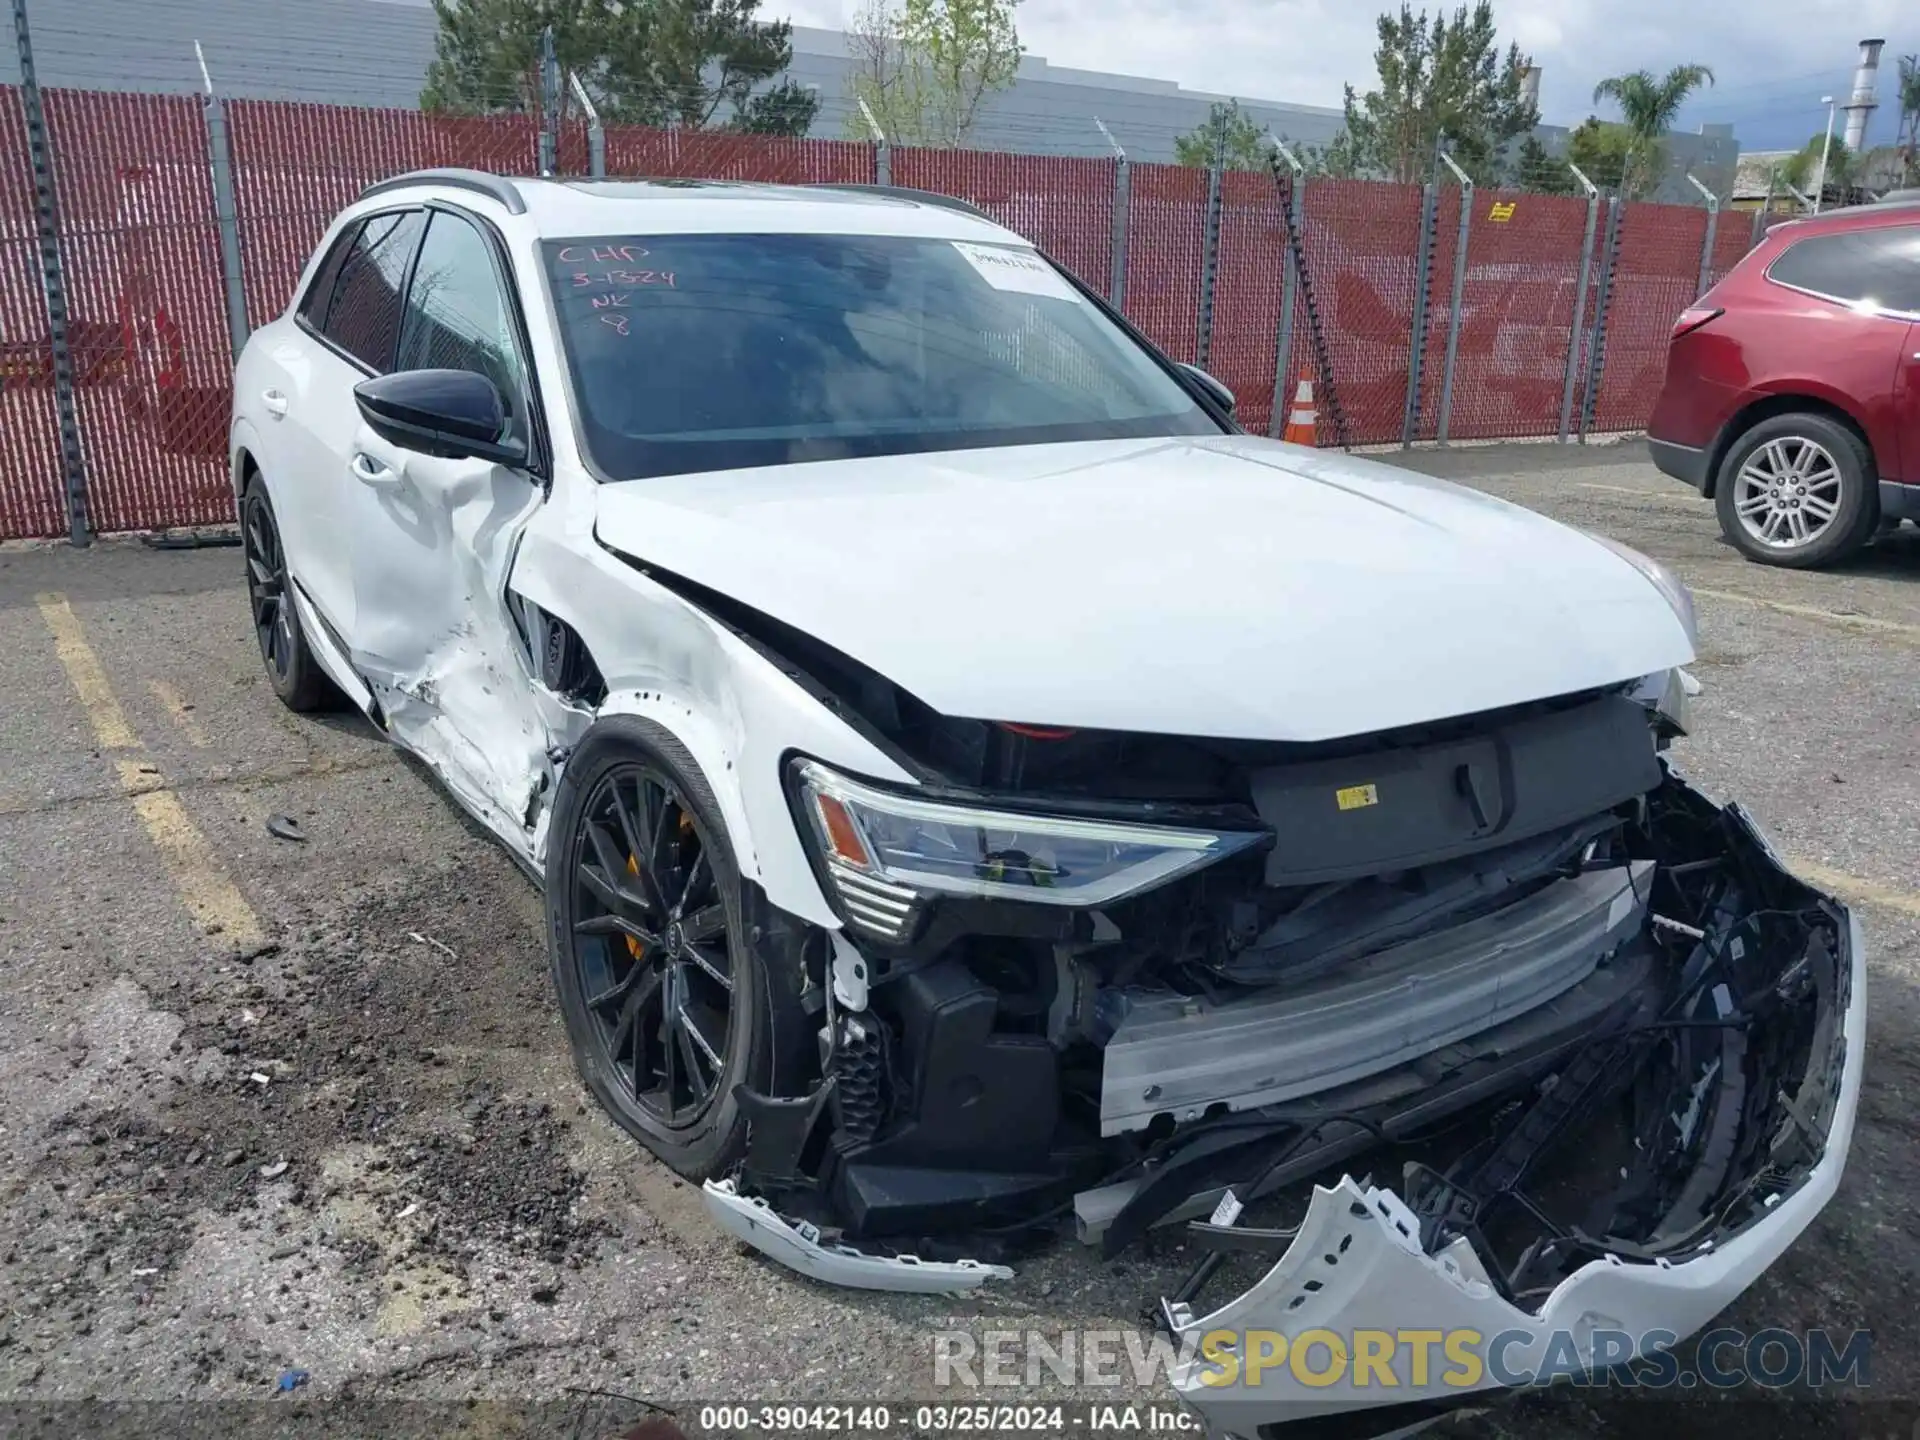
[396,210,531,444]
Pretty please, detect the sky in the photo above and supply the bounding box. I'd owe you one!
[774,0,1917,153]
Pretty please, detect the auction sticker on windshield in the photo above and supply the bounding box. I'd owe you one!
[952,242,1083,301]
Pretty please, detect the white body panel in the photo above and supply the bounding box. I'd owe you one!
[226,177,1849,1438]
[591,435,1694,741]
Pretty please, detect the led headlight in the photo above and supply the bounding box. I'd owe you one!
[792,759,1267,937]
[1585,531,1699,648]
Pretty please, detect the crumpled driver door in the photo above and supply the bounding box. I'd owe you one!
[346,428,551,850]
[343,206,555,858]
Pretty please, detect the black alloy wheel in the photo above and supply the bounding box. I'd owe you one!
[244,488,294,681]
[547,717,809,1180]
[241,480,335,711]
[570,762,737,1128]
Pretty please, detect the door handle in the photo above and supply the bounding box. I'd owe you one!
[349,451,401,487]
[261,388,288,417]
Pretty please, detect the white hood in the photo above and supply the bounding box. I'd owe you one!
[591,435,1694,743]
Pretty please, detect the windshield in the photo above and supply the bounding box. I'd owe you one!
[541,232,1221,480]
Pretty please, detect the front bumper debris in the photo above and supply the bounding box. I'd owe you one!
[1165,902,1864,1433]
[702,1179,1013,1294]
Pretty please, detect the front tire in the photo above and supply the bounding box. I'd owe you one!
[241,479,338,711]
[1713,412,1877,569]
[546,716,804,1180]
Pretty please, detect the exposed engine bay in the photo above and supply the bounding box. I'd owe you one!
[695,632,1851,1325]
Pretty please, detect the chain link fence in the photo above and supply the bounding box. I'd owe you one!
[0,80,1758,542]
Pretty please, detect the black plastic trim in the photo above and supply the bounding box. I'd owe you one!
[1881,479,1920,522]
[359,168,527,215]
[1647,436,1710,491]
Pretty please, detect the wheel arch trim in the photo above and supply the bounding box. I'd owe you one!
[511,525,913,928]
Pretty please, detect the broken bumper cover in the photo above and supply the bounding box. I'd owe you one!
[1165,903,1865,1434]
[703,1179,1013,1294]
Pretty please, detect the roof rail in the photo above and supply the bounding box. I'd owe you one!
[809,184,996,223]
[358,168,527,215]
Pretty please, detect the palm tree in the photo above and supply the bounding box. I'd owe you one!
[1897,54,1920,184]
[1591,63,1715,197]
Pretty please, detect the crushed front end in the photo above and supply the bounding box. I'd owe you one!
[700,664,1859,1424]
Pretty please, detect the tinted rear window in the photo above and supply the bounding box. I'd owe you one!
[320,209,426,371]
[1766,225,1920,314]
[541,232,1219,480]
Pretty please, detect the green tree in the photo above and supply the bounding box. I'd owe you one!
[846,0,1022,148]
[1589,63,1713,197]
[1512,132,1573,193]
[421,0,818,136]
[1174,101,1271,171]
[1337,2,1539,184]
[595,0,818,132]
[1781,132,1855,200]
[1562,117,1656,197]
[421,0,607,115]
[1896,53,1920,184]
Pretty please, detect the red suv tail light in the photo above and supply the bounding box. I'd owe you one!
[1671,306,1723,339]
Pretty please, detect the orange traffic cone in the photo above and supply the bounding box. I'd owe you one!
[1282,373,1318,446]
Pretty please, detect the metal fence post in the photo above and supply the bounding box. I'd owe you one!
[570,73,605,178]
[1579,194,1624,443]
[1686,173,1720,297]
[1752,174,1774,246]
[1095,118,1128,309]
[196,47,249,362]
[1434,150,1473,445]
[1196,163,1223,368]
[1401,180,1440,447]
[1557,162,1599,443]
[538,25,559,175]
[1266,134,1304,438]
[859,99,890,187]
[12,0,89,544]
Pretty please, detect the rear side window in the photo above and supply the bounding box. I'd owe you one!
[1766,225,1920,315]
[297,224,358,325]
[319,209,426,371]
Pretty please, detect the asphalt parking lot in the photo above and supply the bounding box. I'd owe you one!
[1,440,1916,1438]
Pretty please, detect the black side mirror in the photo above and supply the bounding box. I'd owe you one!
[353,369,528,466]
[1176,362,1235,415]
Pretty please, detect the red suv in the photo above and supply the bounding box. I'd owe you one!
[1647,199,1920,568]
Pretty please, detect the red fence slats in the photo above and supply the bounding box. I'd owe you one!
[602,128,871,185]
[1298,177,1426,446]
[1590,202,1707,435]
[1441,189,1593,442]
[1122,162,1208,365]
[1209,169,1286,436]
[1708,212,1755,291]
[0,87,69,540]
[0,85,1768,541]
[893,148,1114,297]
[229,102,540,327]
[42,89,233,532]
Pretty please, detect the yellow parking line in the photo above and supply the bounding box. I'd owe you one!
[38,592,266,950]
[148,678,212,747]
[1692,588,1920,643]
[1789,860,1920,921]
[36,594,139,750]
